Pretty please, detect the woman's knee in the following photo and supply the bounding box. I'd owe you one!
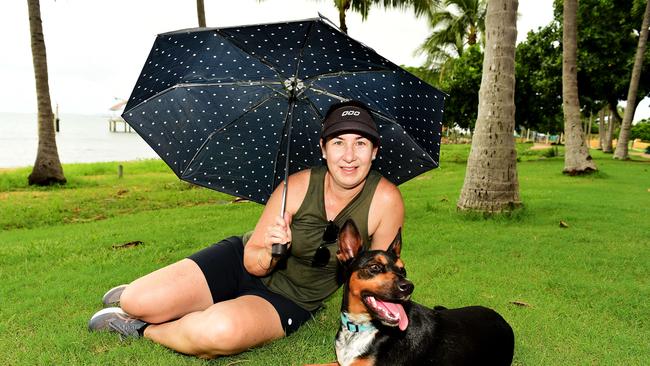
[119,259,212,323]
[119,284,153,319]
[189,315,248,357]
[119,283,170,323]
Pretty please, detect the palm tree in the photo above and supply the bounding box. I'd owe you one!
[27,0,66,186]
[258,1,430,34]
[328,0,432,34]
[417,0,487,67]
[457,0,520,212]
[561,0,597,175]
[614,0,650,160]
[197,0,206,27]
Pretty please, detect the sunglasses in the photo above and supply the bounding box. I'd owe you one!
[311,220,339,267]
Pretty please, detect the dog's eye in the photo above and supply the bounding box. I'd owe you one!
[399,267,407,277]
[368,264,383,274]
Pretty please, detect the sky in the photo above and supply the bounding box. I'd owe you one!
[2,0,646,120]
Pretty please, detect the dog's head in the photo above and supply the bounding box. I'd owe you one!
[337,219,414,331]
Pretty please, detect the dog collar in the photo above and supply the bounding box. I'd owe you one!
[341,313,375,333]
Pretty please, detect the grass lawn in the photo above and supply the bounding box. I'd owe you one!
[0,145,649,365]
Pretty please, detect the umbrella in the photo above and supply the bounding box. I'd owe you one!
[122,16,446,206]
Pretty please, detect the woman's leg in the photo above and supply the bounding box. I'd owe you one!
[119,258,213,324]
[143,295,284,359]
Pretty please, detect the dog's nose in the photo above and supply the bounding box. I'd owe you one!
[398,280,414,295]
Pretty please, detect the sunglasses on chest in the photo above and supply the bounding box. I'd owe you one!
[311,220,339,267]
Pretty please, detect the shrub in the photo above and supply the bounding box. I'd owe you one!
[631,120,650,142]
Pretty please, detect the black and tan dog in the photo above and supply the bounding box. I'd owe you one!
[317,220,514,366]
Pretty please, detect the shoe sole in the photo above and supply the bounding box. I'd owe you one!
[102,284,127,307]
[88,307,128,331]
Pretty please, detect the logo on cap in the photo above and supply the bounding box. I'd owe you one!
[341,110,361,117]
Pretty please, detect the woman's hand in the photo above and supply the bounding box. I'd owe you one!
[264,214,292,254]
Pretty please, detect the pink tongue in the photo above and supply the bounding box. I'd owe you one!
[377,299,409,331]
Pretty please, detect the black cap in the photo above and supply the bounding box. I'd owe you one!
[321,103,380,145]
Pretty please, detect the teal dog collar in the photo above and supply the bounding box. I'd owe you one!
[341,313,376,332]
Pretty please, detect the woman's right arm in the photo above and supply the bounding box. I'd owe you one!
[243,170,309,276]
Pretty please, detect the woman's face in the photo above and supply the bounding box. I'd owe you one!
[321,133,378,190]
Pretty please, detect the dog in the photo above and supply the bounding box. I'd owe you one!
[315,219,515,366]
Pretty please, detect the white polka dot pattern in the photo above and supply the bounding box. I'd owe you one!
[123,17,446,204]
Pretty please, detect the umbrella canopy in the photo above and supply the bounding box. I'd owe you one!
[123,16,446,204]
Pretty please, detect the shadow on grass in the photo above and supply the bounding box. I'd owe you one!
[565,169,609,179]
[456,205,531,223]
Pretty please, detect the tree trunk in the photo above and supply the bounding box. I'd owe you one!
[562,0,597,175]
[582,114,589,144]
[27,0,66,186]
[597,107,605,149]
[457,0,520,213]
[338,0,351,34]
[614,0,650,160]
[603,104,619,153]
[196,0,206,27]
[585,112,593,147]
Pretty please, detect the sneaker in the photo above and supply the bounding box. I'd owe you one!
[102,284,127,307]
[88,307,147,339]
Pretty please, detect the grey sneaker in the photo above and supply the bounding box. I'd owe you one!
[88,307,147,339]
[102,284,127,306]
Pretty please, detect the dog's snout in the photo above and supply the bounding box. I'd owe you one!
[398,279,414,295]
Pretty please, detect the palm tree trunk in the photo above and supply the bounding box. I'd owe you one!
[562,0,597,175]
[614,0,650,160]
[585,112,593,146]
[196,0,206,27]
[603,104,618,153]
[597,107,605,149]
[457,0,520,213]
[27,0,65,186]
[337,0,351,34]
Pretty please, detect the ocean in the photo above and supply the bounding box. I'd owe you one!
[0,112,159,168]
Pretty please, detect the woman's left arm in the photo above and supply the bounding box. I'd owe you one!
[368,179,404,251]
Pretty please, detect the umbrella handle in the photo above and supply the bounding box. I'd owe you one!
[271,178,290,258]
[272,94,296,259]
[271,243,287,257]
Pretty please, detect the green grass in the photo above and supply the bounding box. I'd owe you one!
[1,146,649,365]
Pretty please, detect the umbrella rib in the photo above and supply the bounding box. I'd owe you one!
[302,68,392,84]
[303,86,349,102]
[178,81,281,88]
[179,93,278,179]
[178,81,291,100]
[297,68,393,99]
[213,29,287,81]
[124,81,283,114]
[303,98,326,122]
[271,20,317,200]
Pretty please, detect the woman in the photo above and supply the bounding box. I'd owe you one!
[89,100,404,359]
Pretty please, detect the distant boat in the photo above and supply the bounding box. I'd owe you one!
[109,100,128,112]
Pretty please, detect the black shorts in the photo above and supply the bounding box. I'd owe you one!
[187,236,313,335]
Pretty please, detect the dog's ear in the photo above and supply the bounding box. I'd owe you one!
[337,219,363,262]
[387,228,402,258]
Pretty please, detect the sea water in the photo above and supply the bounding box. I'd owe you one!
[0,112,159,168]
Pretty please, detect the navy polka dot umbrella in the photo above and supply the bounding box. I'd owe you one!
[122,16,446,205]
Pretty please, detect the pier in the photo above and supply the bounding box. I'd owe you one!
[108,117,133,133]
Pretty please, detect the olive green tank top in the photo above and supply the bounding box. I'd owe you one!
[258,165,382,311]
